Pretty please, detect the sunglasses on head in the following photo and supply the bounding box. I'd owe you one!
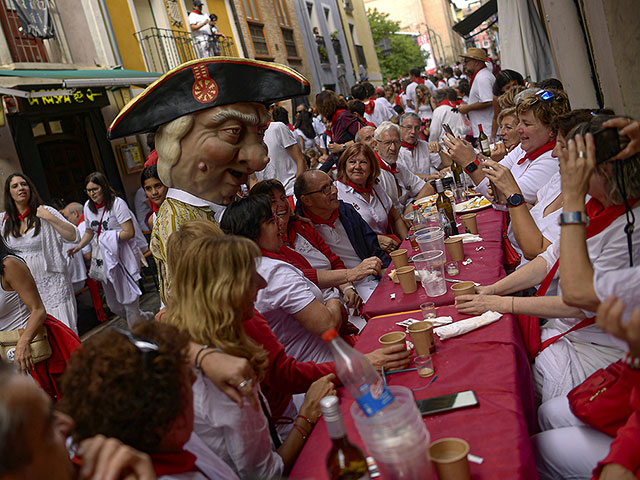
[112,325,160,371]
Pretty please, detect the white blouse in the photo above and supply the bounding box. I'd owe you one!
[336,181,392,235]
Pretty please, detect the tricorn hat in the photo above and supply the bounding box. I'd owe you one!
[108,57,310,139]
[459,47,488,62]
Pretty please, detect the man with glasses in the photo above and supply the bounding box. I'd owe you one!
[294,170,388,302]
[398,112,447,178]
[374,121,434,215]
[456,48,495,142]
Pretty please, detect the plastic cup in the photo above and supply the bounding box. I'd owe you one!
[396,265,417,294]
[429,438,471,480]
[414,354,435,377]
[444,237,464,262]
[390,248,409,268]
[452,281,476,303]
[445,261,459,276]
[418,250,447,297]
[408,321,434,356]
[416,227,445,255]
[460,213,478,234]
[379,331,407,349]
[420,301,436,320]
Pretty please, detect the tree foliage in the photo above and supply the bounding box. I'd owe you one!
[367,8,428,82]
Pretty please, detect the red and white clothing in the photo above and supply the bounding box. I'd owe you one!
[376,154,426,212]
[398,139,441,176]
[467,67,495,138]
[336,181,392,235]
[254,256,332,364]
[416,103,433,122]
[428,103,469,142]
[255,122,299,196]
[534,202,640,402]
[368,96,397,126]
[594,266,640,323]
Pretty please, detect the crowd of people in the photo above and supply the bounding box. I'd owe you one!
[1,52,639,480]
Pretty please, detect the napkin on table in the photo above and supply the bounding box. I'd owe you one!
[434,311,502,340]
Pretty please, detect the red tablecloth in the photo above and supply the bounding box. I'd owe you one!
[290,305,538,480]
[361,208,506,319]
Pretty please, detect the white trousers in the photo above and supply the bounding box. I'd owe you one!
[532,395,613,479]
[102,281,151,328]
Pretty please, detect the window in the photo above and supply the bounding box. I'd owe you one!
[273,0,290,27]
[248,22,269,56]
[241,0,260,20]
[272,0,298,59]
[281,28,298,58]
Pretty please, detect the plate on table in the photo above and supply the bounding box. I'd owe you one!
[413,191,454,207]
[454,196,492,213]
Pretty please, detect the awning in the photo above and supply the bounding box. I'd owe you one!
[0,68,160,91]
[452,0,498,37]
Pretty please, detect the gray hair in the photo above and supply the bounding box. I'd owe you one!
[355,125,374,143]
[399,112,420,126]
[432,88,448,106]
[65,202,84,215]
[155,114,195,188]
[0,360,29,476]
[374,121,400,140]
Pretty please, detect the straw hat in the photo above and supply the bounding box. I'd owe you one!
[460,47,487,62]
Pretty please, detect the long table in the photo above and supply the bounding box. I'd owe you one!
[290,306,538,479]
[361,207,506,319]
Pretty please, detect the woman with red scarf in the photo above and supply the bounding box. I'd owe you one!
[335,143,407,252]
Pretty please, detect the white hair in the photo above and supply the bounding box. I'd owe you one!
[155,114,195,188]
[374,121,400,140]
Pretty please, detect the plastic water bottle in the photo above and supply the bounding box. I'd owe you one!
[321,328,394,417]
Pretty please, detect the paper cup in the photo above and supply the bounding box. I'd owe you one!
[451,281,476,303]
[460,213,478,234]
[396,266,418,294]
[408,321,434,356]
[444,237,464,262]
[378,331,407,349]
[390,248,409,268]
[429,438,471,480]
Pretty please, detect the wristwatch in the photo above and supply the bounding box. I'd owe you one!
[464,156,480,174]
[558,211,590,226]
[506,193,525,208]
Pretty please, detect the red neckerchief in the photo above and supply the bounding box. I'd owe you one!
[439,99,455,108]
[301,205,339,229]
[93,201,105,209]
[375,151,398,174]
[365,120,376,128]
[191,10,201,14]
[78,214,84,225]
[261,246,313,272]
[413,77,425,85]
[151,450,197,476]
[469,66,486,90]
[395,94,403,106]
[287,123,294,131]
[517,140,556,165]
[339,178,372,195]
[365,98,375,115]
[149,199,159,213]
[17,207,30,222]
[585,197,638,238]
[401,141,416,150]
[331,108,347,125]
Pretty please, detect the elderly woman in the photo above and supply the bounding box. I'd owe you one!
[166,234,336,477]
[58,322,241,479]
[70,172,152,327]
[445,88,571,207]
[2,173,79,331]
[221,195,351,364]
[335,143,408,249]
[250,179,381,310]
[456,115,640,403]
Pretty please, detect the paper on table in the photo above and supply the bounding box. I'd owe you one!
[434,311,502,340]
[449,233,483,243]
[396,316,453,328]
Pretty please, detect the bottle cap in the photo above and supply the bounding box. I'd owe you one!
[320,395,340,420]
[321,328,338,342]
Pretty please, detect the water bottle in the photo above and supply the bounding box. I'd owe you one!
[321,328,394,417]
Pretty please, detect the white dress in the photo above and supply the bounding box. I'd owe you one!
[0,255,30,331]
[2,207,78,332]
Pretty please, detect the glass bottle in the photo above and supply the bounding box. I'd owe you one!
[478,124,491,156]
[434,179,459,235]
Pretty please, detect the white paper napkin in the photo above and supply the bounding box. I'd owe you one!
[449,233,484,243]
[396,316,453,328]
[434,311,502,340]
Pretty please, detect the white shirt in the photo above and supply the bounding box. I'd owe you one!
[192,371,283,479]
[256,122,298,196]
[63,220,88,285]
[428,105,469,142]
[160,433,240,480]
[417,103,433,121]
[313,115,326,135]
[254,257,331,363]
[376,156,426,212]
[405,82,417,113]
[447,77,458,87]
[475,145,559,205]
[188,11,212,38]
[294,128,316,151]
[594,266,640,323]
[467,67,495,137]
[369,97,397,126]
[398,140,440,176]
[336,181,392,235]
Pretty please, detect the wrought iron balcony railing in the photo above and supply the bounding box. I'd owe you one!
[134,27,234,73]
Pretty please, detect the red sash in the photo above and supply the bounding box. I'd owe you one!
[517,140,556,165]
[375,151,398,174]
[339,178,372,195]
[261,246,313,273]
[439,99,455,108]
[365,98,375,115]
[413,77,425,85]
[469,67,486,90]
[401,141,416,150]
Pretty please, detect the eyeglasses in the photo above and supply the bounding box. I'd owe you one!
[112,325,159,371]
[85,187,100,194]
[302,182,335,196]
[400,125,421,132]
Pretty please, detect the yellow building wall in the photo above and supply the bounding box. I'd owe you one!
[105,0,147,71]
[351,0,382,83]
[206,0,239,56]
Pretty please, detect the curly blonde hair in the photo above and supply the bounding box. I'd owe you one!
[516,89,571,132]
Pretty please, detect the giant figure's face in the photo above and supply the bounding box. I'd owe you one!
[171,102,270,205]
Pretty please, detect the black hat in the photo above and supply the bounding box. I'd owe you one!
[193,0,203,6]
[108,57,310,139]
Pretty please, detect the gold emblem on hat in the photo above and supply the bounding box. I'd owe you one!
[192,64,219,104]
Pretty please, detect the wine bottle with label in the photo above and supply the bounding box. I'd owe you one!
[478,124,491,156]
[434,179,459,235]
[322,396,371,480]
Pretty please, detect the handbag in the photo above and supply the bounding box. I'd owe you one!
[0,325,52,364]
[88,207,108,283]
[567,360,633,437]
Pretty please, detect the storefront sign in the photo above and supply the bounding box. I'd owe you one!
[19,86,109,112]
[12,0,54,39]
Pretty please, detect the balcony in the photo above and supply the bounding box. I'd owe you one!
[134,27,234,73]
